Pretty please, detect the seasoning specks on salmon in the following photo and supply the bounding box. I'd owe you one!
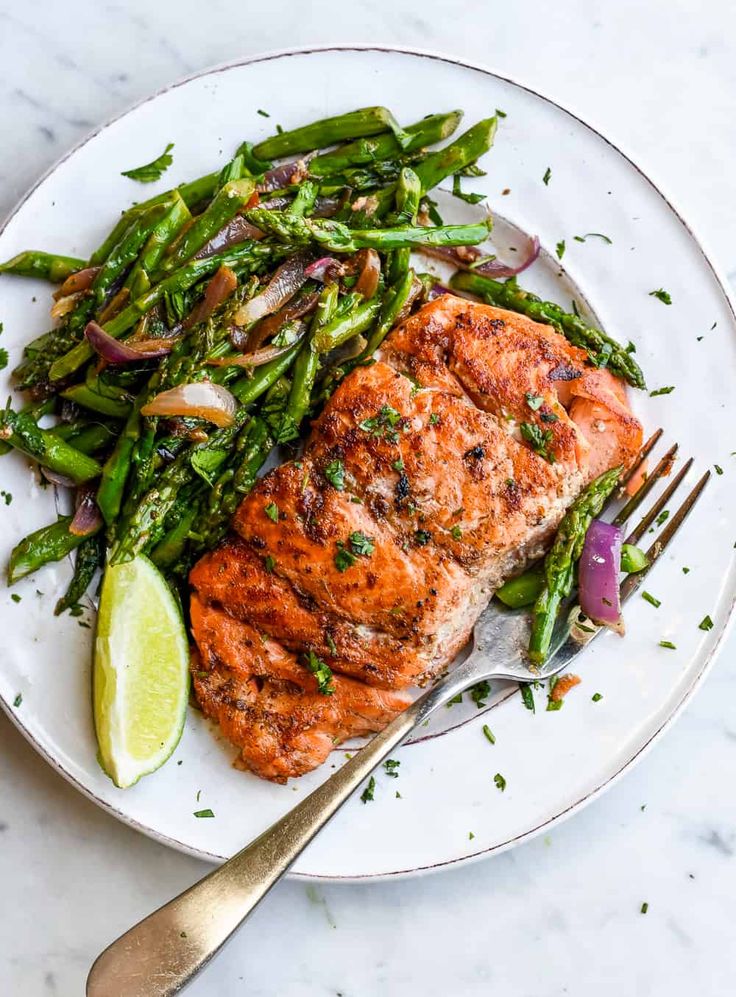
[190,297,643,781]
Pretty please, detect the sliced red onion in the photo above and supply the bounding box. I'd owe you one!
[193,215,264,259]
[70,487,103,537]
[141,381,237,427]
[51,292,82,320]
[354,249,381,298]
[578,519,624,633]
[85,322,177,363]
[304,256,347,282]
[257,154,313,193]
[312,196,341,218]
[53,265,100,300]
[427,283,454,300]
[183,265,238,329]
[233,291,319,353]
[41,467,76,489]
[418,234,540,279]
[208,338,302,369]
[232,252,311,327]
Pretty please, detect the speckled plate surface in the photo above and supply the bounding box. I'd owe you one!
[1,46,734,881]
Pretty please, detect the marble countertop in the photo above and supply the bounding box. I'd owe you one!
[2,2,735,994]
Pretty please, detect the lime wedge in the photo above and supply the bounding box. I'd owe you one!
[93,555,189,789]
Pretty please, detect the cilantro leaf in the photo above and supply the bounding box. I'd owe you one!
[121,143,174,183]
[520,422,556,463]
[542,167,552,186]
[349,531,374,556]
[649,288,672,305]
[324,459,345,490]
[360,776,376,803]
[304,649,335,695]
[555,240,565,260]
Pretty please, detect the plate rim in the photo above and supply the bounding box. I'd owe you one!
[1,42,735,882]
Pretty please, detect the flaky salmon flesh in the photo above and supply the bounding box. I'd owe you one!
[190,296,643,781]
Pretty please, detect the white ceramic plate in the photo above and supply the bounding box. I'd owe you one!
[1,46,735,881]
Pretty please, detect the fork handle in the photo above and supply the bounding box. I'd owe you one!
[86,676,456,997]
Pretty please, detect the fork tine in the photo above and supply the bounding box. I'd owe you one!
[624,457,694,546]
[619,427,663,489]
[611,442,679,527]
[620,470,711,605]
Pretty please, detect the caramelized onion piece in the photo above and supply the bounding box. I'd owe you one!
[141,381,237,427]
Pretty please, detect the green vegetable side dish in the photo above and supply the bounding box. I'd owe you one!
[0,102,651,785]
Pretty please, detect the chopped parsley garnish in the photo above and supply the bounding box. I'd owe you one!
[121,143,174,183]
[655,510,669,527]
[573,232,613,245]
[496,108,507,118]
[542,167,552,186]
[193,808,215,818]
[482,724,496,745]
[555,240,566,260]
[493,773,507,792]
[257,108,270,117]
[414,529,432,546]
[446,692,463,708]
[592,693,603,702]
[520,422,555,463]
[304,649,335,695]
[1,490,12,505]
[360,776,376,803]
[264,555,275,573]
[699,615,714,631]
[349,531,375,557]
[682,566,690,574]
[264,502,279,522]
[334,543,357,572]
[13,693,22,708]
[650,386,675,397]
[469,831,475,839]
[520,683,535,712]
[451,173,485,204]
[0,348,7,372]
[324,459,345,490]
[325,633,338,655]
[649,288,672,305]
[525,393,544,411]
[715,464,723,475]
[640,902,649,914]
[392,458,404,471]
[10,593,21,603]
[659,640,677,650]
[359,404,403,441]
[450,525,463,541]
[429,413,440,425]
[384,759,400,778]
[471,680,491,708]
[642,591,661,608]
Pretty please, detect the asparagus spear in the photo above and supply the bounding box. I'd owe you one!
[312,297,381,353]
[387,167,421,283]
[360,267,417,357]
[245,208,491,252]
[450,272,646,390]
[0,251,87,283]
[309,111,463,176]
[254,107,413,160]
[284,283,339,436]
[8,516,94,584]
[528,466,622,664]
[124,192,191,297]
[0,408,102,484]
[413,117,497,193]
[60,383,132,419]
[54,532,105,615]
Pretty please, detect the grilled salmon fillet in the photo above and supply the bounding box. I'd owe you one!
[190,296,643,781]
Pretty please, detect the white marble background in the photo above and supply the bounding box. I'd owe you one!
[1,2,735,994]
